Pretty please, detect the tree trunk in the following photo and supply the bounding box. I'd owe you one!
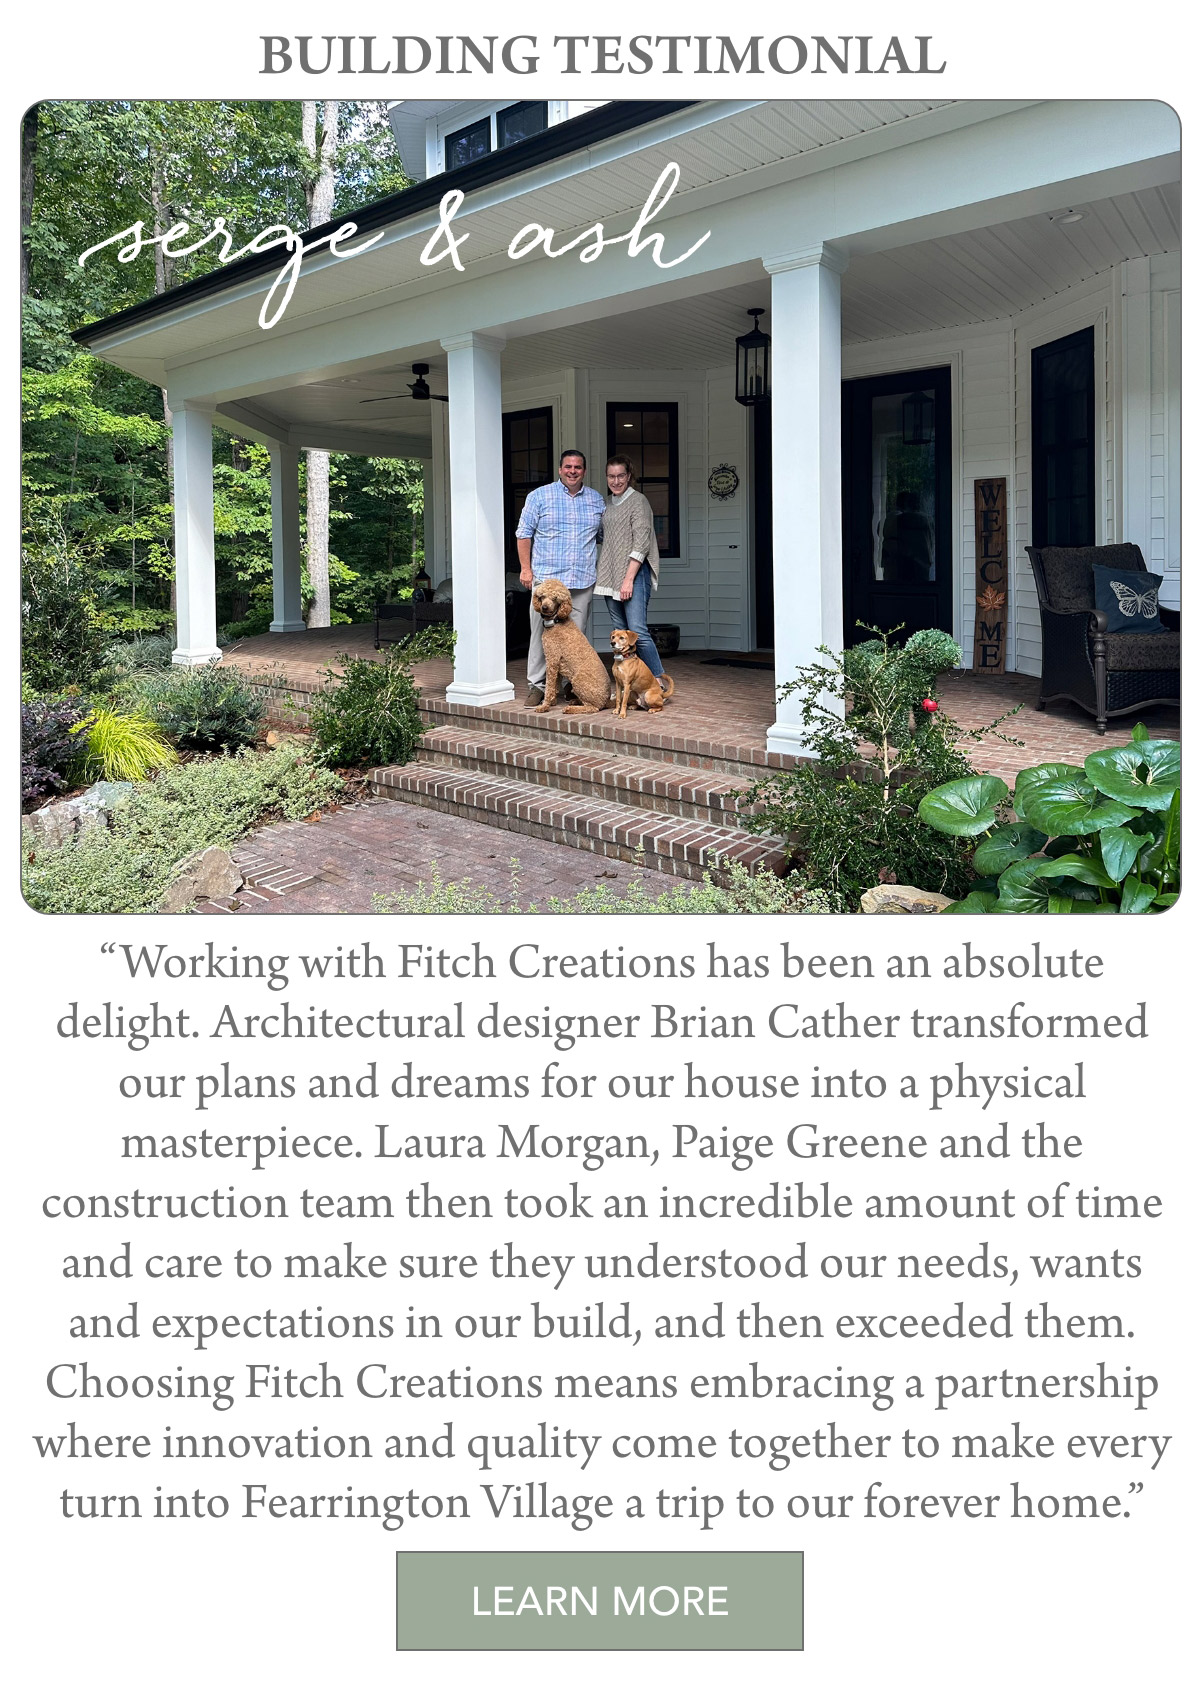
[149,157,179,614]
[20,105,38,298]
[306,449,332,627]
[302,102,339,628]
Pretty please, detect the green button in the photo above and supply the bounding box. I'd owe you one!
[395,1551,803,1651]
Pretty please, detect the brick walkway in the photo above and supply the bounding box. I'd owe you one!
[203,796,681,916]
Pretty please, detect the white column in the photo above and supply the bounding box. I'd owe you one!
[440,332,513,705]
[170,404,221,666]
[269,443,306,631]
[428,398,452,583]
[764,244,847,758]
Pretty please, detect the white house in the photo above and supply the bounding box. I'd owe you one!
[75,98,1181,756]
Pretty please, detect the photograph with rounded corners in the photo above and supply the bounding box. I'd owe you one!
[20,94,1181,917]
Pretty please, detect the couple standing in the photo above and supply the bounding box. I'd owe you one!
[516,449,668,708]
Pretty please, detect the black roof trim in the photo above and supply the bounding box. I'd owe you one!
[71,100,700,346]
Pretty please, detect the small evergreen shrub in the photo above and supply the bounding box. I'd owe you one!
[23,747,343,915]
[131,663,269,752]
[21,696,90,806]
[308,627,455,769]
[221,611,273,641]
[75,706,178,783]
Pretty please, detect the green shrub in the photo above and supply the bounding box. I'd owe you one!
[918,725,1181,914]
[106,634,176,674]
[373,858,841,915]
[21,521,110,693]
[130,663,269,751]
[23,746,343,915]
[738,626,1017,906]
[308,627,455,769]
[221,611,273,641]
[76,705,179,783]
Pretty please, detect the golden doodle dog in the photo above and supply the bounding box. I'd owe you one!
[531,579,612,714]
[609,629,675,717]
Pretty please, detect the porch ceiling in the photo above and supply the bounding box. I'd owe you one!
[842,181,1180,341]
[227,178,1180,451]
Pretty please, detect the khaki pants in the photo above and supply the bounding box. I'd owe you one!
[527,583,595,686]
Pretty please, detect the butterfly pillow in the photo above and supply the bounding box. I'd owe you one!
[1092,565,1165,634]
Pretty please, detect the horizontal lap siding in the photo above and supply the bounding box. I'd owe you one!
[1151,255,1182,608]
[705,371,749,652]
[958,337,1016,669]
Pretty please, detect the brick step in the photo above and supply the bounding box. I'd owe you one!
[369,763,789,882]
[415,691,794,781]
[417,726,759,826]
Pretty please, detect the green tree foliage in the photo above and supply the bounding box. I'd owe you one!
[23,100,421,645]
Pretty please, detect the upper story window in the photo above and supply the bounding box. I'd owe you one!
[441,103,549,173]
[497,101,548,150]
[444,117,492,173]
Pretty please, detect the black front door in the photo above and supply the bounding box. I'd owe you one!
[842,366,952,646]
[502,406,554,574]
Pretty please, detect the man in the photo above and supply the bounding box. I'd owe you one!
[516,448,606,706]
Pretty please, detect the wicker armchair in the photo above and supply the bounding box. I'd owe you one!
[1025,543,1180,734]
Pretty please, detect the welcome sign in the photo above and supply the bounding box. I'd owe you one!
[973,477,1008,672]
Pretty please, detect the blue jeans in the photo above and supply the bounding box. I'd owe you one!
[607,564,665,677]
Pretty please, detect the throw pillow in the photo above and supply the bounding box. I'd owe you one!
[1092,565,1165,634]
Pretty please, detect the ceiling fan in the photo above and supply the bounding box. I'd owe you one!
[359,362,448,405]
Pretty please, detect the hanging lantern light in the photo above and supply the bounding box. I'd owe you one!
[735,308,770,407]
[902,389,935,445]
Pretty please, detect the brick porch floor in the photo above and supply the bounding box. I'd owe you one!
[223,623,1180,787]
[211,626,1179,915]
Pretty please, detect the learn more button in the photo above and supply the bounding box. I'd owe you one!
[395,1552,803,1651]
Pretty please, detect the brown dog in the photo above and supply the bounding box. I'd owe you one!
[531,580,612,714]
[609,629,675,716]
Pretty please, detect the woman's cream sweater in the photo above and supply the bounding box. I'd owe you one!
[594,488,661,595]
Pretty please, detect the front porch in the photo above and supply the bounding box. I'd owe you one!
[227,623,1180,789]
[224,624,1178,883]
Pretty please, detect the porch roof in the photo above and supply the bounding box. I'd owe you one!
[213,172,1179,463]
[71,97,1008,378]
[68,98,1179,466]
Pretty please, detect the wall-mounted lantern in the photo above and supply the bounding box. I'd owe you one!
[735,308,770,407]
[902,389,935,445]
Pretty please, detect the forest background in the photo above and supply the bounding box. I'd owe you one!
[21,100,423,643]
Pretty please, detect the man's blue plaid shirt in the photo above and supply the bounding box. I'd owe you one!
[515,479,606,590]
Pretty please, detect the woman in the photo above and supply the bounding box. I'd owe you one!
[594,455,668,685]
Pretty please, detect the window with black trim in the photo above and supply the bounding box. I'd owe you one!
[498,102,548,149]
[444,117,491,172]
[606,403,680,557]
[502,407,554,574]
[1031,325,1095,547]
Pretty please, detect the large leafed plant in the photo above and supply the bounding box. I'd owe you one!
[918,724,1180,914]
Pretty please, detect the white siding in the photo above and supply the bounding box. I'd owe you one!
[705,371,751,652]
[1151,254,1182,609]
